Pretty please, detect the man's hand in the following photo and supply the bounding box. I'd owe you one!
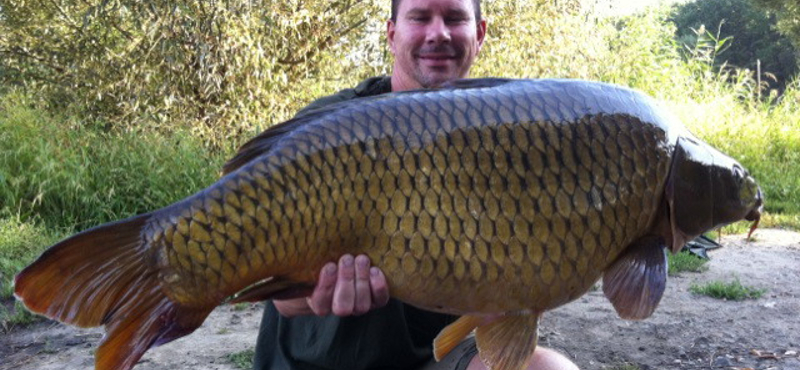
[273,254,390,318]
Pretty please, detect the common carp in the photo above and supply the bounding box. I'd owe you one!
[15,79,763,370]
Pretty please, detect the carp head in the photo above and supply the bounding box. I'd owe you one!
[665,136,764,253]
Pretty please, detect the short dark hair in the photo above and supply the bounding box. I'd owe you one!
[390,0,482,22]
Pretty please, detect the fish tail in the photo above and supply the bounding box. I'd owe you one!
[14,214,214,370]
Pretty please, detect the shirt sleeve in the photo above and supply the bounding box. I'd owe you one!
[292,76,391,119]
[292,88,358,119]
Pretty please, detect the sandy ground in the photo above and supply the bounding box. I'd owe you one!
[1,229,798,370]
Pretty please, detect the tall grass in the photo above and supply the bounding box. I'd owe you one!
[0,216,62,299]
[0,91,228,230]
[0,216,63,329]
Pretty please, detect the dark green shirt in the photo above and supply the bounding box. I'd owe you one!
[252,76,458,370]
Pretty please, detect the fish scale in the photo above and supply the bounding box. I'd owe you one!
[15,79,763,370]
[146,86,671,315]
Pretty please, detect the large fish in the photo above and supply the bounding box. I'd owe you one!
[15,79,763,370]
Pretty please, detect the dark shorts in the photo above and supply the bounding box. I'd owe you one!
[416,337,478,370]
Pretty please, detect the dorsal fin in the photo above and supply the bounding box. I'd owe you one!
[222,78,516,175]
[222,105,340,174]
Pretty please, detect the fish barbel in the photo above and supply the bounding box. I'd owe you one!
[14,79,763,370]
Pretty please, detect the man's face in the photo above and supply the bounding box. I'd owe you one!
[388,0,486,91]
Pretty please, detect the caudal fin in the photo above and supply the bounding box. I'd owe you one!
[14,214,214,370]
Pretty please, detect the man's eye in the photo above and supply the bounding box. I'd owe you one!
[446,17,467,23]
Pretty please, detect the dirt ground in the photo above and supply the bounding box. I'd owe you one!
[1,229,798,370]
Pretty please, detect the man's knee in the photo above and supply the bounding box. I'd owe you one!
[527,347,579,370]
[466,346,579,370]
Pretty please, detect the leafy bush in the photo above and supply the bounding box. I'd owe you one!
[751,0,800,55]
[0,0,386,147]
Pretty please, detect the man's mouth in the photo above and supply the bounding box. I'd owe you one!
[418,54,455,60]
[416,45,459,63]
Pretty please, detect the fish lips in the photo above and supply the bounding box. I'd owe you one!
[744,187,763,222]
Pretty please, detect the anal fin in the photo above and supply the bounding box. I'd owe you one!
[474,313,540,370]
[603,235,668,320]
[433,315,483,361]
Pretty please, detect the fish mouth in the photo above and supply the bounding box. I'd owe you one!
[745,205,762,222]
[745,188,763,239]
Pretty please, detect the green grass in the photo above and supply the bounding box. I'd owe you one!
[668,251,709,276]
[227,348,255,369]
[0,217,61,330]
[0,217,63,299]
[1,301,40,332]
[233,303,250,311]
[0,92,228,231]
[690,279,766,300]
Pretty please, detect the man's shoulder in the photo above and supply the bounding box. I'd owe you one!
[294,76,391,118]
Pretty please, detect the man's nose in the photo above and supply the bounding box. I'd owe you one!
[426,17,451,43]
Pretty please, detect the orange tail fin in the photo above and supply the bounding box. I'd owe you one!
[14,214,214,370]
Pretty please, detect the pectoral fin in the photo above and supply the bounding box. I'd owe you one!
[474,313,540,370]
[433,315,483,361]
[229,277,314,304]
[603,235,668,320]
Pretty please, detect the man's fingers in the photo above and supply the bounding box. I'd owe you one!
[353,255,372,315]
[332,254,356,316]
[309,255,388,317]
[307,262,337,316]
[369,267,390,308]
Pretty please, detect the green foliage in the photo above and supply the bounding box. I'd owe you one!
[0,216,62,299]
[690,279,766,300]
[232,303,250,311]
[227,348,255,369]
[669,78,800,216]
[1,301,41,332]
[0,91,226,230]
[751,0,800,55]
[760,213,800,230]
[668,252,709,276]
[0,0,799,232]
[671,0,797,89]
[0,0,386,148]
[475,0,605,80]
[0,216,59,331]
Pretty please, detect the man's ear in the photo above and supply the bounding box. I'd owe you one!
[387,20,397,55]
[476,18,487,51]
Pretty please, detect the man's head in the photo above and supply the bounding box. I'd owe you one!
[388,0,486,91]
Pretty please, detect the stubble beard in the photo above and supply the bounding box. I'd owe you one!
[412,44,468,88]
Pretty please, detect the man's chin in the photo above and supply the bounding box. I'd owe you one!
[416,71,461,89]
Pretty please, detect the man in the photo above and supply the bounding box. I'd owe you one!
[252,0,580,369]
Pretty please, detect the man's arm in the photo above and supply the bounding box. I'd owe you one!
[273,254,390,317]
